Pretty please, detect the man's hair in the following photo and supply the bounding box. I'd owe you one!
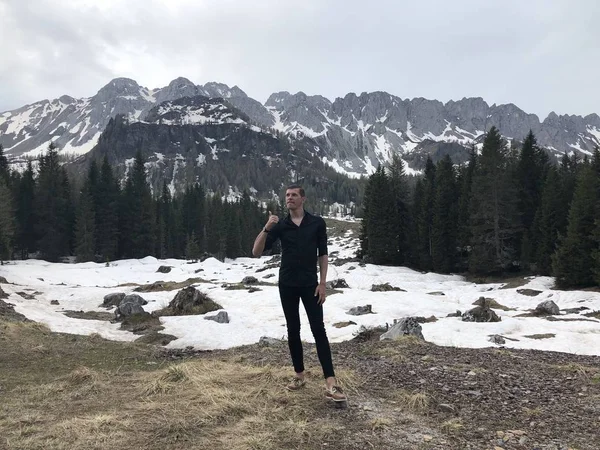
[286,184,305,197]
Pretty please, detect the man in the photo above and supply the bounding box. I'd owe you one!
[252,185,347,403]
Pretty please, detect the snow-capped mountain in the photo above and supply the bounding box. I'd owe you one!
[2,77,600,177]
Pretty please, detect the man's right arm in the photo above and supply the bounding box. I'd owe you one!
[252,211,279,257]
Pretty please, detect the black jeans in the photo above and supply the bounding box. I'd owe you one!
[278,284,335,379]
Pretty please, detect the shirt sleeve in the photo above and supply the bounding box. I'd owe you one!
[317,218,328,256]
[263,222,281,251]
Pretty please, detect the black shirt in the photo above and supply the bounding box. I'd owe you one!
[264,211,328,287]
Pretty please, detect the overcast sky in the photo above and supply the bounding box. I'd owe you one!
[1,0,599,119]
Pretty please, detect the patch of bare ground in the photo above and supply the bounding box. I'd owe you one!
[62,310,114,321]
[2,320,600,449]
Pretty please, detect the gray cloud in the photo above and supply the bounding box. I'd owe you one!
[1,0,599,119]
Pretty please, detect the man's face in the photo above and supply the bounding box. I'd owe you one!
[285,188,305,210]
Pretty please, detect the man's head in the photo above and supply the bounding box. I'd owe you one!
[285,184,306,211]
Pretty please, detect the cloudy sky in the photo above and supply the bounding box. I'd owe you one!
[1,0,598,119]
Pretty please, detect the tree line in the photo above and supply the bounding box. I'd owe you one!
[359,126,600,289]
[0,144,280,264]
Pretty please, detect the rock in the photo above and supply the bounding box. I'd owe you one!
[534,300,560,316]
[0,276,8,284]
[263,273,275,279]
[562,307,589,314]
[115,302,145,320]
[258,336,283,346]
[488,334,506,345]
[241,276,259,285]
[326,278,349,289]
[517,289,543,297]
[447,310,462,317]
[472,297,511,311]
[156,265,172,273]
[347,304,373,316]
[438,403,456,414]
[248,287,262,293]
[194,268,204,273]
[163,286,222,315]
[380,317,425,341]
[370,282,406,292]
[427,291,445,296]
[462,305,501,322]
[333,321,357,328]
[102,292,126,307]
[120,294,148,307]
[266,254,281,264]
[50,300,60,305]
[415,315,438,323]
[204,311,229,324]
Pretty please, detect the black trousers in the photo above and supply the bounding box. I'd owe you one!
[278,284,335,379]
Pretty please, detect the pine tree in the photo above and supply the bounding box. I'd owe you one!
[185,231,200,262]
[96,156,120,260]
[387,154,410,265]
[534,167,563,275]
[469,127,520,274]
[431,155,458,273]
[74,185,96,262]
[0,179,15,263]
[414,157,436,271]
[0,144,9,184]
[456,146,477,269]
[14,161,36,258]
[553,162,599,288]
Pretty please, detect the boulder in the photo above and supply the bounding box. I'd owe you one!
[156,266,172,274]
[165,287,222,315]
[103,292,126,307]
[534,300,560,316]
[380,317,425,341]
[326,278,349,289]
[462,305,501,322]
[370,283,406,292]
[204,311,230,324]
[447,310,462,317]
[347,304,373,316]
[241,276,259,285]
[115,302,145,320]
[333,321,357,328]
[517,289,543,297]
[121,294,148,307]
[50,300,59,305]
[488,335,506,345]
[258,336,284,346]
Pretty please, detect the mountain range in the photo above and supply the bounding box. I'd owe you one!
[1,76,600,182]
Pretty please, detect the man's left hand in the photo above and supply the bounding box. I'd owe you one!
[315,283,327,304]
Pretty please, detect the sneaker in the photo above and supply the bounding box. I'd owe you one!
[325,385,347,402]
[286,377,306,391]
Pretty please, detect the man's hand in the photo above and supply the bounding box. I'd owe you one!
[265,211,279,231]
[315,283,327,305]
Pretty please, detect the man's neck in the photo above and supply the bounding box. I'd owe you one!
[289,207,305,220]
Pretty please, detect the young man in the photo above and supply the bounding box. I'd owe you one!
[252,185,346,403]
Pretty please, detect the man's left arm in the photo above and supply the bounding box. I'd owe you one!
[315,218,329,304]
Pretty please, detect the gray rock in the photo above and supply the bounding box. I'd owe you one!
[326,278,349,289]
[370,283,406,292]
[50,300,59,305]
[488,335,506,345]
[347,305,373,316]
[102,292,126,307]
[258,336,284,346]
[115,302,145,319]
[535,300,560,316]
[156,265,172,273]
[166,287,222,315]
[120,294,148,307]
[380,317,425,341]
[462,306,501,322]
[204,311,229,324]
[517,289,543,297]
[241,276,259,285]
[447,310,462,317]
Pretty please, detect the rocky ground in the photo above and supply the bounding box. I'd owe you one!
[166,330,600,450]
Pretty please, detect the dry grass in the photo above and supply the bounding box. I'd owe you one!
[389,390,431,414]
[553,363,599,379]
[440,418,464,434]
[0,319,365,450]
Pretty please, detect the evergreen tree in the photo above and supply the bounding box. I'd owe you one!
[74,185,96,262]
[553,162,599,288]
[456,146,477,269]
[96,156,120,261]
[387,154,410,265]
[431,155,458,273]
[14,161,36,259]
[35,143,73,261]
[534,167,563,275]
[0,179,15,263]
[0,144,9,184]
[225,204,243,259]
[185,231,200,262]
[120,151,155,258]
[469,127,520,274]
[414,157,436,271]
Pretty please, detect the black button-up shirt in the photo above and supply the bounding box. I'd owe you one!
[264,211,328,287]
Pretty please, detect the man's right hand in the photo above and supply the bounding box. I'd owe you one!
[265,211,279,231]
